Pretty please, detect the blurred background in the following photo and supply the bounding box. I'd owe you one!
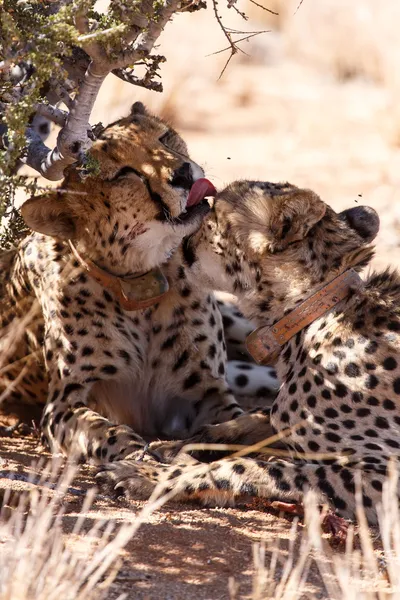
[27,0,400,269]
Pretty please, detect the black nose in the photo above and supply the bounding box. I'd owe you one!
[339,206,380,242]
[170,162,194,190]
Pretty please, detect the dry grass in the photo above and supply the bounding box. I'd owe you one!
[241,469,400,599]
[0,460,129,600]
[2,454,400,600]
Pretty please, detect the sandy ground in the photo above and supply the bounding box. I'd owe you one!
[0,428,341,600]
[5,1,400,597]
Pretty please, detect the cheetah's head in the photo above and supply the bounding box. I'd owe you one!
[205,181,379,302]
[21,102,215,276]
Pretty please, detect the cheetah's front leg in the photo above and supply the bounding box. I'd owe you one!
[42,374,146,463]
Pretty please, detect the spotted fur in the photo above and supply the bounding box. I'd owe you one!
[98,181,400,524]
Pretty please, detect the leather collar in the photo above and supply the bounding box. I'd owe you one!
[68,240,169,311]
[246,269,364,365]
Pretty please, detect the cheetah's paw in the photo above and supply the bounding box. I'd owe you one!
[96,460,161,500]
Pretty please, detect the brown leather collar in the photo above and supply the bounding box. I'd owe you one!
[246,269,364,365]
[68,240,169,311]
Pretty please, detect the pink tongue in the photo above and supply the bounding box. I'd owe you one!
[187,178,217,208]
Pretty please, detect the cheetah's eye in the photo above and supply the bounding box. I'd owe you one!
[159,131,174,148]
[281,217,292,240]
[109,166,143,181]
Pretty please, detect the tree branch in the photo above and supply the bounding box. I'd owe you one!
[21,0,183,181]
[35,103,68,127]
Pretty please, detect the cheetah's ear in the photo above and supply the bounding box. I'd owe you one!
[21,192,76,239]
[268,189,326,252]
[130,102,147,117]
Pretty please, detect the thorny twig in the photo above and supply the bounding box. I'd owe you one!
[294,0,305,15]
[211,0,270,78]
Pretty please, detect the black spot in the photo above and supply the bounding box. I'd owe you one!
[325,408,339,418]
[393,378,400,394]
[383,399,395,410]
[235,374,249,388]
[294,474,308,490]
[307,395,316,408]
[365,429,378,437]
[365,341,378,354]
[82,346,94,356]
[385,438,400,448]
[321,389,331,400]
[375,416,389,429]
[268,467,283,480]
[215,479,230,491]
[367,396,379,406]
[61,383,83,401]
[280,411,290,423]
[232,463,246,474]
[313,354,322,365]
[208,344,217,359]
[288,383,297,395]
[173,350,190,372]
[258,300,271,312]
[308,441,320,452]
[371,479,383,492]
[161,334,180,350]
[325,432,341,443]
[334,383,348,398]
[365,443,381,451]
[180,286,191,298]
[66,353,76,364]
[303,380,311,393]
[118,349,131,364]
[345,362,360,378]
[101,365,118,375]
[326,362,338,375]
[183,372,202,389]
[365,374,379,390]
[342,420,355,429]
[356,408,370,417]
[383,356,397,371]
[194,334,207,343]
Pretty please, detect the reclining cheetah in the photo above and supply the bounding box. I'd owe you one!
[0,104,277,467]
[98,180,400,524]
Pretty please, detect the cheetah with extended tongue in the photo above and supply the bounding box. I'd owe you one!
[0,104,277,469]
[97,180,400,524]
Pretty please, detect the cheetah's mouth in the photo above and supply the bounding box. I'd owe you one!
[174,178,216,224]
[186,178,217,208]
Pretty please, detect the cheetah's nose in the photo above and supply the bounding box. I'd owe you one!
[339,206,380,242]
[170,162,193,190]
